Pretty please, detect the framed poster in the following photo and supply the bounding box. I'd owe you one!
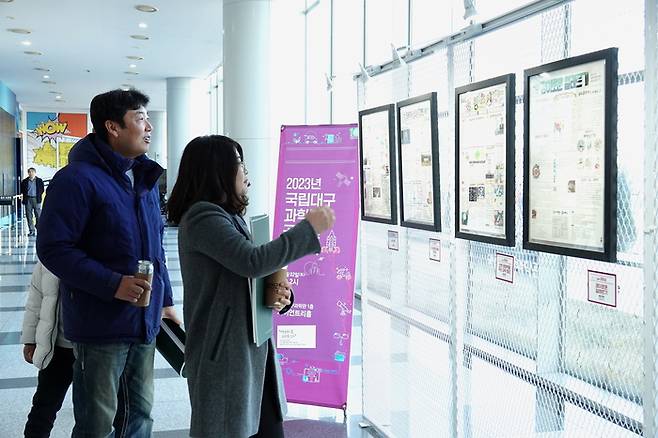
[523,48,618,262]
[358,104,397,224]
[455,74,515,246]
[396,93,441,231]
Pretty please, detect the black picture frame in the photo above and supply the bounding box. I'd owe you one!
[358,104,398,224]
[455,74,516,246]
[396,92,441,232]
[523,47,618,262]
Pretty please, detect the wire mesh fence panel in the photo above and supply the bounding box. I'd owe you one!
[358,1,650,436]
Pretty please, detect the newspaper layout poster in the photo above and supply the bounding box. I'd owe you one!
[399,97,438,228]
[458,82,509,238]
[360,108,394,221]
[528,60,607,252]
[273,124,360,409]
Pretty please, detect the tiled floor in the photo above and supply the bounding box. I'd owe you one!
[0,227,379,437]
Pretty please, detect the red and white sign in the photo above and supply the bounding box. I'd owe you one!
[587,270,617,307]
[495,253,514,283]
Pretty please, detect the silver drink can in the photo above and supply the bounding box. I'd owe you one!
[134,260,154,307]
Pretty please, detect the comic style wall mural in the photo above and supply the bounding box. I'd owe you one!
[26,112,87,180]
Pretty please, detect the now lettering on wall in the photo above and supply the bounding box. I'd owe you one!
[26,112,88,180]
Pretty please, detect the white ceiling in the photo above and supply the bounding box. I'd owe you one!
[0,0,222,111]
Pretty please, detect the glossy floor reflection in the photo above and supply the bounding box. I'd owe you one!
[0,229,377,437]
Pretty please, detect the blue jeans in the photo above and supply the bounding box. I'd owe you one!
[71,342,155,438]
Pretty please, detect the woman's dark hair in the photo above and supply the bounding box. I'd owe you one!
[167,135,248,224]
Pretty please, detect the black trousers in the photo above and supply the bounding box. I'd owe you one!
[250,347,285,438]
[24,346,75,438]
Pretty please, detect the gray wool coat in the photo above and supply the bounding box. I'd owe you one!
[178,201,321,438]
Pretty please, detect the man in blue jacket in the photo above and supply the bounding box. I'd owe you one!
[37,89,179,438]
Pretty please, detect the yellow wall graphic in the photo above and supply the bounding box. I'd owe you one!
[26,112,87,180]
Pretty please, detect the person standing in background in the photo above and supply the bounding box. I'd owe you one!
[21,260,73,437]
[20,167,44,237]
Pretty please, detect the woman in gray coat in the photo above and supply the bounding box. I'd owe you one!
[167,135,335,438]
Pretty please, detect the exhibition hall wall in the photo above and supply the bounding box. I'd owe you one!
[355,1,648,437]
[207,0,653,436]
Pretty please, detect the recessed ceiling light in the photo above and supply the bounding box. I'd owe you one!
[55,95,62,99]
[24,50,42,56]
[130,34,149,40]
[21,40,31,46]
[124,71,139,75]
[8,28,31,34]
[135,4,158,13]
[42,80,56,84]
[129,64,137,68]
[127,55,144,61]
[34,67,50,72]
[138,22,148,29]
[42,74,49,79]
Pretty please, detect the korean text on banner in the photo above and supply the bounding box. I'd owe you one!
[273,124,360,409]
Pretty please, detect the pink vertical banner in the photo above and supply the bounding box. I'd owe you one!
[273,124,360,409]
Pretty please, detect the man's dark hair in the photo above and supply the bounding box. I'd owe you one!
[28,167,36,172]
[167,135,249,224]
[90,89,149,141]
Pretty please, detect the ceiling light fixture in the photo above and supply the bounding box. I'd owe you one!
[42,74,49,79]
[127,55,144,61]
[138,22,148,29]
[130,34,149,40]
[129,64,137,68]
[24,50,42,56]
[21,40,31,46]
[55,95,62,99]
[135,4,158,13]
[34,67,50,72]
[7,28,31,34]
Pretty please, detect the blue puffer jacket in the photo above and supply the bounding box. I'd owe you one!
[37,133,173,344]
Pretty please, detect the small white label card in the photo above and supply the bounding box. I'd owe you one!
[495,252,514,283]
[429,238,441,262]
[587,270,617,307]
[277,325,317,349]
[387,230,399,251]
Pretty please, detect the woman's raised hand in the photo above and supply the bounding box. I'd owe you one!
[305,207,336,234]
